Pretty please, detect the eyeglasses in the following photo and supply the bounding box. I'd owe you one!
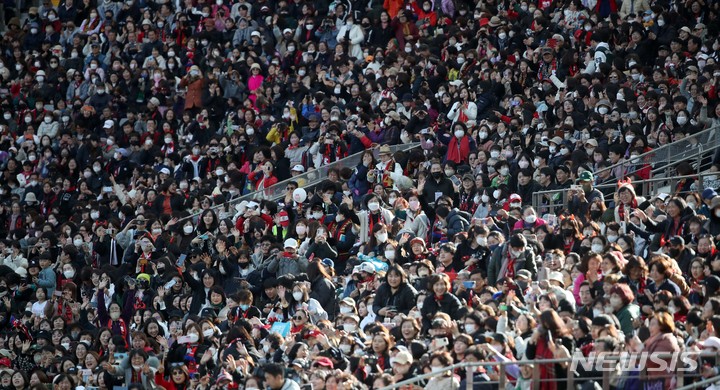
[294,316,305,321]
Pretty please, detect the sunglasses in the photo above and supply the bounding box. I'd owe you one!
[294,316,305,321]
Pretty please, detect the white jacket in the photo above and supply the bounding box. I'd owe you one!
[1,253,28,277]
[447,101,478,126]
[336,24,365,60]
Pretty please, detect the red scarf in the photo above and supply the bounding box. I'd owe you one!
[447,136,470,164]
[505,250,516,279]
[617,199,637,221]
[535,336,557,390]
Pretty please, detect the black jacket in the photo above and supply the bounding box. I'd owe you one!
[372,282,418,322]
[420,293,467,331]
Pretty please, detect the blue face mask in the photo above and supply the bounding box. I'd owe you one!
[489,244,499,252]
[240,304,250,311]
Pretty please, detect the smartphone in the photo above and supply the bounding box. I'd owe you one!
[103,186,113,192]
[300,384,314,390]
[176,254,187,267]
[164,279,177,290]
[199,234,209,240]
[189,373,199,380]
[54,290,62,297]
[570,184,582,191]
[436,337,449,348]
[463,281,476,289]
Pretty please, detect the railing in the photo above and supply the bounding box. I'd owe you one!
[178,142,422,223]
[592,124,720,182]
[381,351,719,390]
[531,172,719,213]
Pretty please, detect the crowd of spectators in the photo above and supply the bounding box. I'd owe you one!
[0,0,720,388]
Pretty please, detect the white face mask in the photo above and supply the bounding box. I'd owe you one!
[598,107,608,115]
[339,344,352,353]
[493,190,502,199]
[524,215,536,224]
[3,113,10,120]
[607,235,618,243]
[110,311,121,321]
[591,244,603,253]
[293,292,304,301]
[152,228,162,235]
[64,270,75,279]
[481,194,489,203]
[368,202,380,211]
[490,151,500,159]
[384,250,395,260]
[90,211,100,220]
[465,324,476,334]
[518,160,529,169]
[74,238,83,247]
[454,130,464,138]
[343,323,357,332]
[203,329,214,338]
[677,116,688,125]
[376,233,388,243]
[296,226,306,235]
[500,167,510,176]
[476,236,486,246]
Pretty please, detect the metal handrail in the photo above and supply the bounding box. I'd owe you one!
[592,124,720,180]
[381,351,717,390]
[531,171,716,212]
[677,373,720,390]
[177,142,422,223]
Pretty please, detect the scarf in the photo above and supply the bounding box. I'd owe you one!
[447,135,470,164]
[617,199,638,221]
[535,336,557,390]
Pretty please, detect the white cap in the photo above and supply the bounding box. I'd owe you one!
[291,164,305,172]
[160,168,170,175]
[247,201,259,209]
[283,28,292,34]
[36,70,46,76]
[359,262,376,274]
[700,337,720,350]
[103,119,114,128]
[251,31,261,37]
[284,238,298,248]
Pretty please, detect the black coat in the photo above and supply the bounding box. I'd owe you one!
[420,293,467,331]
[372,282,418,322]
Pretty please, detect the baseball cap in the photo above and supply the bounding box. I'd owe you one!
[103,119,114,128]
[284,238,298,248]
[702,188,717,200]
[291,164,305,172]
[578,171,594,182]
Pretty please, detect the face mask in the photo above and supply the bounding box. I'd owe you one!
[490,150,500,159]
[677,116,688,125]
[457,57,465,64]
[431,366,445,373]
[3,113,10,120]
[293,292,304,301]
[519,160,529,169]
[368,202,380,211]
[511,249,523,258]
[592,309,602,317]
[296,226,306,235]
[559,147,569,156]
[548,145,557,154]
[445,170,454,178]
[591,244,603,253]
[376,233,388,243]
[524,215,536,224]
[74,238,83,247]
[344,323,357,332]
[493,190,502,199]
[465,324,476,334]
[313,211,323,220]
[110,311,121,321]
[90,211,100,220]
[625,135,635,144]
[498,32,507,40]
[64,270,75,279]
[598,107,608,115]
[152,228,162,235]
[500,167,510,176]
[657,19,665,26]
[288,46,296,52]
[97,89,105,95]
[28,155,37,162]
[203,329,214,338]
[185,333,199,343]
[385,250,395,259]
[607,235,618,243]
[339,344,352,353]
[454,130,464,138]
[24,116,32,124]
[93,165,102,173]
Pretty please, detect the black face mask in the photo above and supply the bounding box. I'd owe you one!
[668,248,681,258]
[590,210,603,220]
[157,267,165,275]
[432,172,442,180]
[239,261,250,268]
[562,228,574,237]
